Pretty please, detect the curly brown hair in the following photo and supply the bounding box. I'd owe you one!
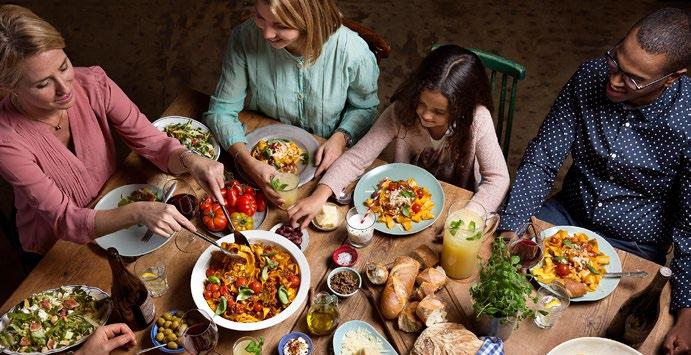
[390,45,493,171]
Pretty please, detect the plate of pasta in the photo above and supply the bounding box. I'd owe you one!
[245,124,320,187]
[531,226,622,302]
[353,163,444,236]
[190,230,310,331]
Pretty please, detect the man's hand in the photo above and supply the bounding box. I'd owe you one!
[664,308,691,354]
[314,131,348,176]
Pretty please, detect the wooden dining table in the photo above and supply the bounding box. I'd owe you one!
[1,89,674,355]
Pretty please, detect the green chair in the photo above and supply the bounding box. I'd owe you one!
[431,45,526,159]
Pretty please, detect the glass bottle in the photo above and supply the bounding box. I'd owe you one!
[107,247,156,331]
[306,292,339,335]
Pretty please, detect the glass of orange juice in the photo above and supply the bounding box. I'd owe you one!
[441,199,500,279]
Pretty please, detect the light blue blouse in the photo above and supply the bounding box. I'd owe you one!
[204,19,380,150]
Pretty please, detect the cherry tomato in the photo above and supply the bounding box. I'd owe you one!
[203,291,212,300]
[205,268,216,278]
[234,303,245,314]
[249,280,262,293]
[209,284,220,293]
[235,277,248,288]
[212,291,220,299]
[387,182,398,191]
[287,275,300,288]
[411,203,421,214]
[253,303,263,312]
[415,189,424,198]
[219,285,229,295]
[555,264,570,277]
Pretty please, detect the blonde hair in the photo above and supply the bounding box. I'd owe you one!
[0,5,65,88]
[264,0,342,65]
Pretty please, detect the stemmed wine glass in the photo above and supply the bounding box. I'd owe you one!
[180,308,219,355]
[508,219,545,272]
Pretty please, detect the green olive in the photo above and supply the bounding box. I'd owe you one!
[167,341,178,349]
[166,333,178,342]
[177,324,188,335]
[155,332,165,342]
[163,328,173,336]
[171,320,180,330]
[163,312,174,320]
[163,321,172,329]
[157,317,165,326]
[171,316,181,323]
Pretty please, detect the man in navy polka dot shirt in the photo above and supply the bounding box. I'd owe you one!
[500,8,690,351]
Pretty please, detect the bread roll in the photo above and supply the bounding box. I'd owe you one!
[413,281,439,301]
[365,262,389,285]
[380,256,420,319]
[410,245,439,269]
[416,295,447,326]
[397,301,423,333]
[411,323,483,355]
[416,266,447,289]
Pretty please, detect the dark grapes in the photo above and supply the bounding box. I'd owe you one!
[276,224,303,248]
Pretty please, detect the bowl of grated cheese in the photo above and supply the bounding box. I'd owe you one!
[333,320,397,355]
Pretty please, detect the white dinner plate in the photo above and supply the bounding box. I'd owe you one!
[153,115,221,161]
[547,337,642,355]
[534,226,622,302]
[190,230,310,331]
[244,124,320,187]
[93,184,170,257]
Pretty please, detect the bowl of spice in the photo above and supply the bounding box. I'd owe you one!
[332,245,358,267]
[327,267,362,298]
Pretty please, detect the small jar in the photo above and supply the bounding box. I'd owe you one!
[306,292,339,335]
[346,207,375,248]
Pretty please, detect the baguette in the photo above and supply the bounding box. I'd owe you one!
[380,256,420,319]
[416,266,447,289]
[416,295,447,326]
[410,245,439,269]
[413,281,439,301]
[397,301,424,333]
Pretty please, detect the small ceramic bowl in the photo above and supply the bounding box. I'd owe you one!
[327,267,362,298]
[278,332,314,355]
[331,245,358,267]
[150,309,185,353]
[310,202,342,232]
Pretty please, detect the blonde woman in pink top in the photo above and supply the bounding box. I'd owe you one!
[289,45,510,228]
[0,5,225,256]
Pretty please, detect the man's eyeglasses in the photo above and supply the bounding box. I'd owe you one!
[605,47,674,91]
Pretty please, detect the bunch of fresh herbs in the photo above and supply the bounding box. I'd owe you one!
[470,237,535,324]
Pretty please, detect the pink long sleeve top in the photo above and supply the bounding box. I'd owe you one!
[0,67,183,254]
[320,102,510,212]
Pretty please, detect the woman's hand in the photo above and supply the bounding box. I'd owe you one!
[182,152,225,204]
[74,323,136,355]
[664,308,691,354]
[240,153,283,206]
[314,131,348,176]
[133,201,197,236]
[288,184,333,229]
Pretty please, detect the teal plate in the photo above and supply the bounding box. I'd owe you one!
[353,163,445,236]
[332,320,398,355]
[534,226,622,302]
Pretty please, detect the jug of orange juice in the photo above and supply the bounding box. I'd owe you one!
[441,200,499,279]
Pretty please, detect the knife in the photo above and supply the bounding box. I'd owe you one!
[141,180,177,242]
[604,271,649,278]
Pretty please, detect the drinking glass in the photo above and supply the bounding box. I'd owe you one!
[346,207,376,248]
[533,282,570,329]
[181,308,219,355]
[133,254,169,297]
[233,336,263,355]
[171,177,206,253]
[440,199,500,279]
[508,221,545,272]
[271,171,299,210]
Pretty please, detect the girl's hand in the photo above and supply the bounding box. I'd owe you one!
[74,323,136,355]
[314,131,348,176]
[287,184,333,229]
[183,153,225,204]
[133,201,197,236]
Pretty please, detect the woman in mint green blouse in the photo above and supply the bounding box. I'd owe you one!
[205,0,379,203]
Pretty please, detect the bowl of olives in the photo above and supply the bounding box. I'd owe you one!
[150,309,188,353]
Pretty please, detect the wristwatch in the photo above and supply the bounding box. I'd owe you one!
[335,128,353,147]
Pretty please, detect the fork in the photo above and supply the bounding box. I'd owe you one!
[141,180,177,242]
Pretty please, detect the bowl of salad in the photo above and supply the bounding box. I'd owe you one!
[153,116,221,161]
[0,285,112,354]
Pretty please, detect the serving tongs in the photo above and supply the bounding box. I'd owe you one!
[180,225,246,264]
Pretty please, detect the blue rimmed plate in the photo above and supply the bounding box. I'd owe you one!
[332,320,397,355]
[353,163,445,236]
[533,226,622,302]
